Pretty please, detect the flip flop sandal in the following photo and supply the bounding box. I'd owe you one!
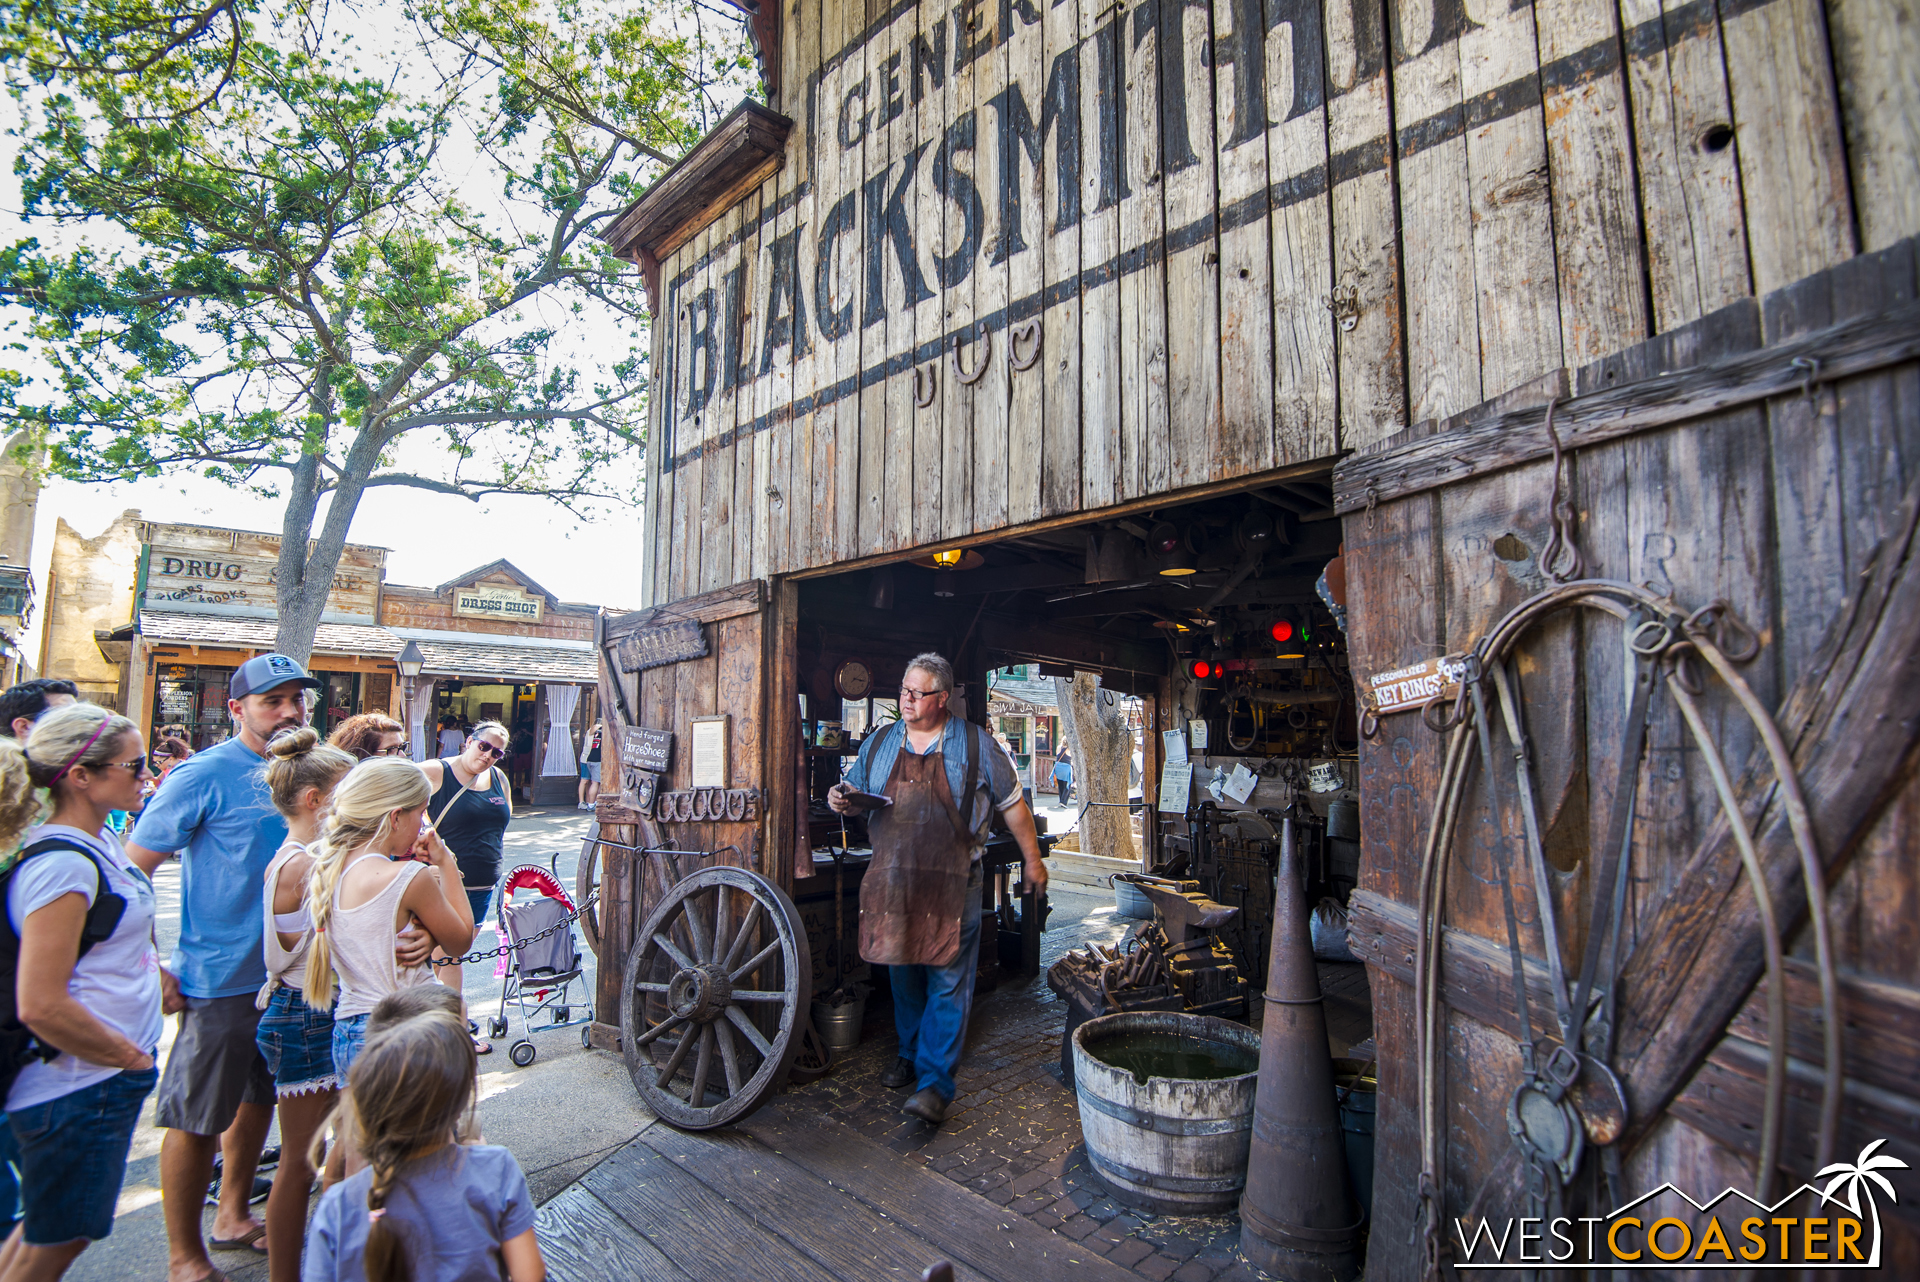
[473,1037,493,1055]
[209,1225,268,1253]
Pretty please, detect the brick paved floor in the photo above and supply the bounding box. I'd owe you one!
[783,884,1374,1282]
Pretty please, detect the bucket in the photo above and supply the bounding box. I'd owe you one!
[1070,1011,1261,1214]
[1112,874,1199,920]
[1333,1057,1377,1215]
[812,992,866,1058]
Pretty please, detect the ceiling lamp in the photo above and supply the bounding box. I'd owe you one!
[1153,523,1200,577]
[1236,510,1275,551]
[932,548,964,568]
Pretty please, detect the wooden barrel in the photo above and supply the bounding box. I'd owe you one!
[1070,1011,1261,1214]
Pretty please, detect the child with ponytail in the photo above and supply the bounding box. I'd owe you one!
[303,759,474,1077]
[301,1011,543,1282]
[255,727,355,1282]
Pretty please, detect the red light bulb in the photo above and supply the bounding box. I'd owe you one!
[1270,620,1294,643]
[1190,659,1213,680]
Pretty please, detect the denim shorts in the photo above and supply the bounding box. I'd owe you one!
[466,885,494,930]
[255,985,338,1097]
[332,1012,371,1079]
[9,1067,157,1245]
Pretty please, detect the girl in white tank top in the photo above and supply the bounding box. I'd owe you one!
[255,729,356,1282]
[304,758,476,1079]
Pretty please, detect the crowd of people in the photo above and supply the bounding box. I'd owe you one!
[0,660,547,1282]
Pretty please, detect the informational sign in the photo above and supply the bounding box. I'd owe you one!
[621,726,674,774]
[616,619,708,672]
[690,715,729,788]
[1162,728,1188,764]
[1363,655,1470,717]
[1156,762,1193,814]
[1222,763,1259,805]
[1188,719,1209,752]
[1308,762,1344,794]
[454,584,545,623]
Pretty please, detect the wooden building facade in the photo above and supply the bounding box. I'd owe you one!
[597,0,1920,1272]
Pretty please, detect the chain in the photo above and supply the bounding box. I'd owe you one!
[430,893,599,967]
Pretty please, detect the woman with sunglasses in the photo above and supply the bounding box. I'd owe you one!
[417,721,512,1053]
[328,714,407,763]
[2,704,160,1280]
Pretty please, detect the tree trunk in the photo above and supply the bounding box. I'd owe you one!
[272,422,385,666]
[1056,673,1134,863]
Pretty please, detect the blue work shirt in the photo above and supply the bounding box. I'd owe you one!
[133,735,288,998]
[844,718,1022,859]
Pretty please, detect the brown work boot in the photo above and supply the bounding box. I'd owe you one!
[903,1087,949,1125]
[881,1056,914,1089]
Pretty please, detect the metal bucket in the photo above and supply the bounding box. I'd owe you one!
[811,993,866,1058]
[1070,1011,1261,1214]
[1333,1058,1377,1215]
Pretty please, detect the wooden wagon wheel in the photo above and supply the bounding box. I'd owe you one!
[575,820,604,955]
[619,865,811,1130]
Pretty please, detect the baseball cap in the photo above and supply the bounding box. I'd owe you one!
[230,653,324,700]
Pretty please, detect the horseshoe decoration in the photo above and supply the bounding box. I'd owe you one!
[1009,319,1042,371]
[951,324,992,385]
[913,364,937,408]
[656,788,762,823]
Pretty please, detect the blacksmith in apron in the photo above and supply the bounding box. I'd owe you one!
[830,651,1048,1124]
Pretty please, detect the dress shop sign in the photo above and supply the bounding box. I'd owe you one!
[656,0,1396,467]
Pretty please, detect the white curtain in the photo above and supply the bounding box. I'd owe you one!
[407,680,437,762]
[540,684,580,776]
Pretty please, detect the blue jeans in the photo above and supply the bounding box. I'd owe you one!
[331,1013,371,1079]
[9,1067,157,1245]
[887,863,985,1102]
[0,1118,18,1237]
[466,885,495,929]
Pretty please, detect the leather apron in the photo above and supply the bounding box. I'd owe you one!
[858,723,980,967]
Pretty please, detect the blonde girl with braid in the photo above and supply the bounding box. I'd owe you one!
[254,727,354,1282]
[302,1010,542,1282]
[304,759,474,1079]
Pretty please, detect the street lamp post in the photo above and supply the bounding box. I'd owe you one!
[396,640,425,760]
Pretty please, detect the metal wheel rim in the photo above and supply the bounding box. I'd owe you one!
[619,864,811,1130]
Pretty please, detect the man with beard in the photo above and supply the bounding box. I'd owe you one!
[124,656,325,1280]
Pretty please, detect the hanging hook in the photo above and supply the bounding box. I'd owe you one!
[913,364,937,408]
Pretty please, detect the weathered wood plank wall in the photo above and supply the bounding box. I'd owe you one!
[1340,237,1920,1279]
[633,0,1916,602]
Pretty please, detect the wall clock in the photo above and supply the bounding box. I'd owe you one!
[834,659,873,701]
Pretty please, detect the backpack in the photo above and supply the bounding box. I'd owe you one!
[0,837,129,1102]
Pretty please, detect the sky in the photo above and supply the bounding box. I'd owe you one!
[1,0,761,661]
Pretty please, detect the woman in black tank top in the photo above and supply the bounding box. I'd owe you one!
[418,721,513,1052]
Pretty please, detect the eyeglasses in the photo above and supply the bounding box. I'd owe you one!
[470,741,506,759]
[900,687,945,702]
[377,744,410,757]
[105,758,154,777]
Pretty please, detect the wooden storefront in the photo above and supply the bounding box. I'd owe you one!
[592,0,1920,1271]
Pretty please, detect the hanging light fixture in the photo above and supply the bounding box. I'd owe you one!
[932,548,965,568]
[1157,524,1199,577]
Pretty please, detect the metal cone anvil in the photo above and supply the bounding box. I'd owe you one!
[1238,814,1363,1281]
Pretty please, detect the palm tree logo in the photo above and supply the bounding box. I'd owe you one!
[1816,1139,1909,1267]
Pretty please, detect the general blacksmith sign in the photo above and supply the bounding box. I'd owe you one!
[653,0,1406,475]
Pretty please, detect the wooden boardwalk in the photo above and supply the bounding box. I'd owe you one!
[535,1095,1138,1282]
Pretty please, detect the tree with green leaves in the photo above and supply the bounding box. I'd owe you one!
[2,0,759,662]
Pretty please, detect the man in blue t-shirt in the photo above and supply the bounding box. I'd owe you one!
[126,654,320,1281]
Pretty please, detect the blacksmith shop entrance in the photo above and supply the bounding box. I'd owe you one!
[787,470,1375,1074]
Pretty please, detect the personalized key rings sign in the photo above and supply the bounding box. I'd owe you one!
[912,319,1042,408]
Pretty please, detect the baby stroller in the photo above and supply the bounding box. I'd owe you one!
[484,861,590,1067]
